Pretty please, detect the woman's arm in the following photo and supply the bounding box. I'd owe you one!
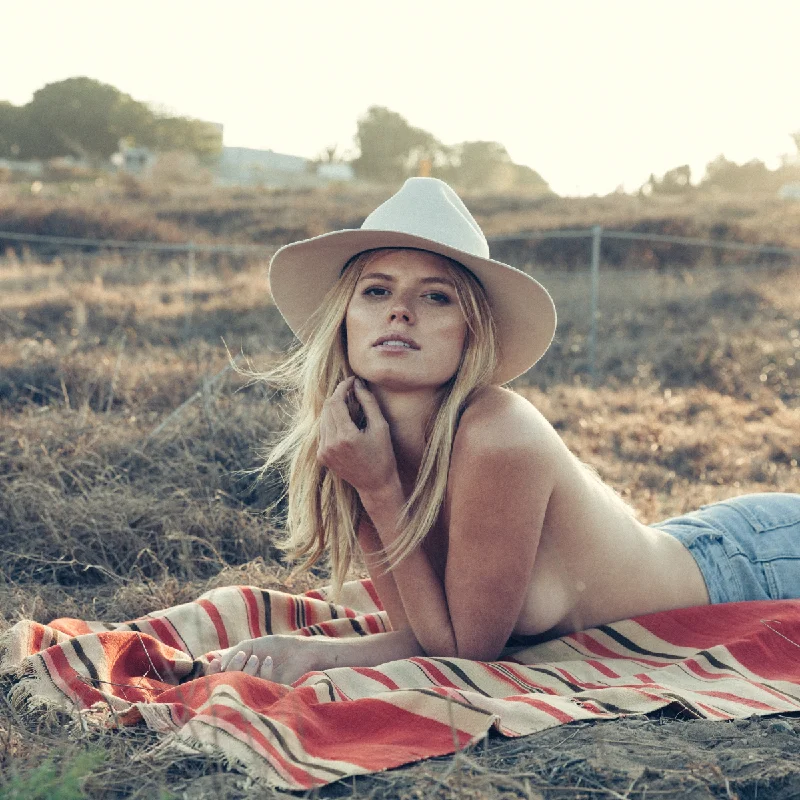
[350,384,558,662]
[205,627,424,684]
[356,516,410,630]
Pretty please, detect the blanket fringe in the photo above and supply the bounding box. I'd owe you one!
[136,725,255,782]
[0,624,25,676]
[6,661,76,720]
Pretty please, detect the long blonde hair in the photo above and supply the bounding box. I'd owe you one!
[258,248,498,595]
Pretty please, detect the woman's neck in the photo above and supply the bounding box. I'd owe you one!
[367,386,437,482]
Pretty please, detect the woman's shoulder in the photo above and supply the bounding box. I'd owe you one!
[453,386,559,455]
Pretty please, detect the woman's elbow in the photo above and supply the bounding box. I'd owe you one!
[455,643,503,662]
[448,634,504,662]
[416,631,503,662]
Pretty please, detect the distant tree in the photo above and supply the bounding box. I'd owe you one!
[142,116,222,163]
[446,140,512,190]
[508,162,551,193]
[20,77,153,161]
[349,105,551,193]
[6,77,221,164]
[0,101,23,158]
[641,164,693,195]
[436,140,550,193]
[352,106,443,183]
[700,155,779,193]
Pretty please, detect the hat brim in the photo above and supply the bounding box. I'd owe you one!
[268,229,556,385]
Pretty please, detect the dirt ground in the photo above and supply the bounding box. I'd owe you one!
[373,713,800,800]
[132,712,800,799]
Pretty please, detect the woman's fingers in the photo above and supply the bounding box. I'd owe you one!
[318,379,360,463]
[327,379,357,430]
[206,656,221,675]
[226,650,249,671]
[208,649,274,680]
[259,656,274,680]
[351,378,383,426]
[243,654,260,676]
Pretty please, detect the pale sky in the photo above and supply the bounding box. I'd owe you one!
[3,0,800,196]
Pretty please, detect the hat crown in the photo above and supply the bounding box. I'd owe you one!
[361,178,490,259]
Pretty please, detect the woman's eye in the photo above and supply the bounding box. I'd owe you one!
[363,286,389,297]
[426,292,451,304]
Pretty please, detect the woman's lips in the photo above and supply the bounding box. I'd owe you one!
[373,341,418,352]
[372,336,420,350]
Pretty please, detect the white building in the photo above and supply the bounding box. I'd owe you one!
[110,144,156,175]
[214,146,354,187]
[778,183,800,200]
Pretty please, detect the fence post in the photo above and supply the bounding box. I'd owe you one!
[589,225,602,386]
[185,241,196,337]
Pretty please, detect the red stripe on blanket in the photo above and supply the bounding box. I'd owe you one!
[569,631,674,668]
[206,702,319,787]
[552,666,610,692]
[30,623,45,654]
[144,618,183,653]
[287,596,298,631]
[637,600,800,679]
[42,645,99,710]
[316,622,339,637]
[484,662,546,693]
[241,588,262,639]
[695,701,734,719]
[302,598,316,626]
[48,619,95,637]
[197,599,229,649]
[627,687,672,703]
[698,690,777,711]
[363,581,383,610]
[362,614,383,634]
[350,667,400,690]
[586,659,621,679]
[512,695,576,723]
[410,659,461,689]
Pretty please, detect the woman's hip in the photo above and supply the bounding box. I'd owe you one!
[650,493,800,604]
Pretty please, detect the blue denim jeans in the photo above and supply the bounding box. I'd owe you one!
[650,493,800,604]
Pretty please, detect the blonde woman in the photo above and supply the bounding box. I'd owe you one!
[206,178,800,684]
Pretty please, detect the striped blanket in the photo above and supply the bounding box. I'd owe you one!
[3,579,800,790]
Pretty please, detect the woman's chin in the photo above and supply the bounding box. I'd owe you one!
[357,372,453,394]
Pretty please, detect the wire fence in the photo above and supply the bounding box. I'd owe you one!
[1,226,799,388]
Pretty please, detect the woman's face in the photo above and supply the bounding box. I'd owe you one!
[344,250,468,393]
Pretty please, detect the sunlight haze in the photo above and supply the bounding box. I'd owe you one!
[3,0,800,195]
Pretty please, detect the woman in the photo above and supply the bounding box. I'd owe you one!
[207,178,800,684]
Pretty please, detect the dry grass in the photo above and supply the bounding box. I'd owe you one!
[4,181,800,270]
[1,204,800,796]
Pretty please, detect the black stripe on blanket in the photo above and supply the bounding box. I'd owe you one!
[348,619,367,636]
[192,714,349,781]
[70,639,101,687]
[597,625,685,660]
[429,659,492,697]
[260,591,273,635]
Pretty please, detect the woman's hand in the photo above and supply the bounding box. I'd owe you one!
[317,378,399,497]
[204,635,319,685]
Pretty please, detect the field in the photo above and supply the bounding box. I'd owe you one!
[1,183,800,798]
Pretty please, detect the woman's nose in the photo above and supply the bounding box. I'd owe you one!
[388,302,414,323]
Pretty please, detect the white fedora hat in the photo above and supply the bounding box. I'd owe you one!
[268,177,556,384]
